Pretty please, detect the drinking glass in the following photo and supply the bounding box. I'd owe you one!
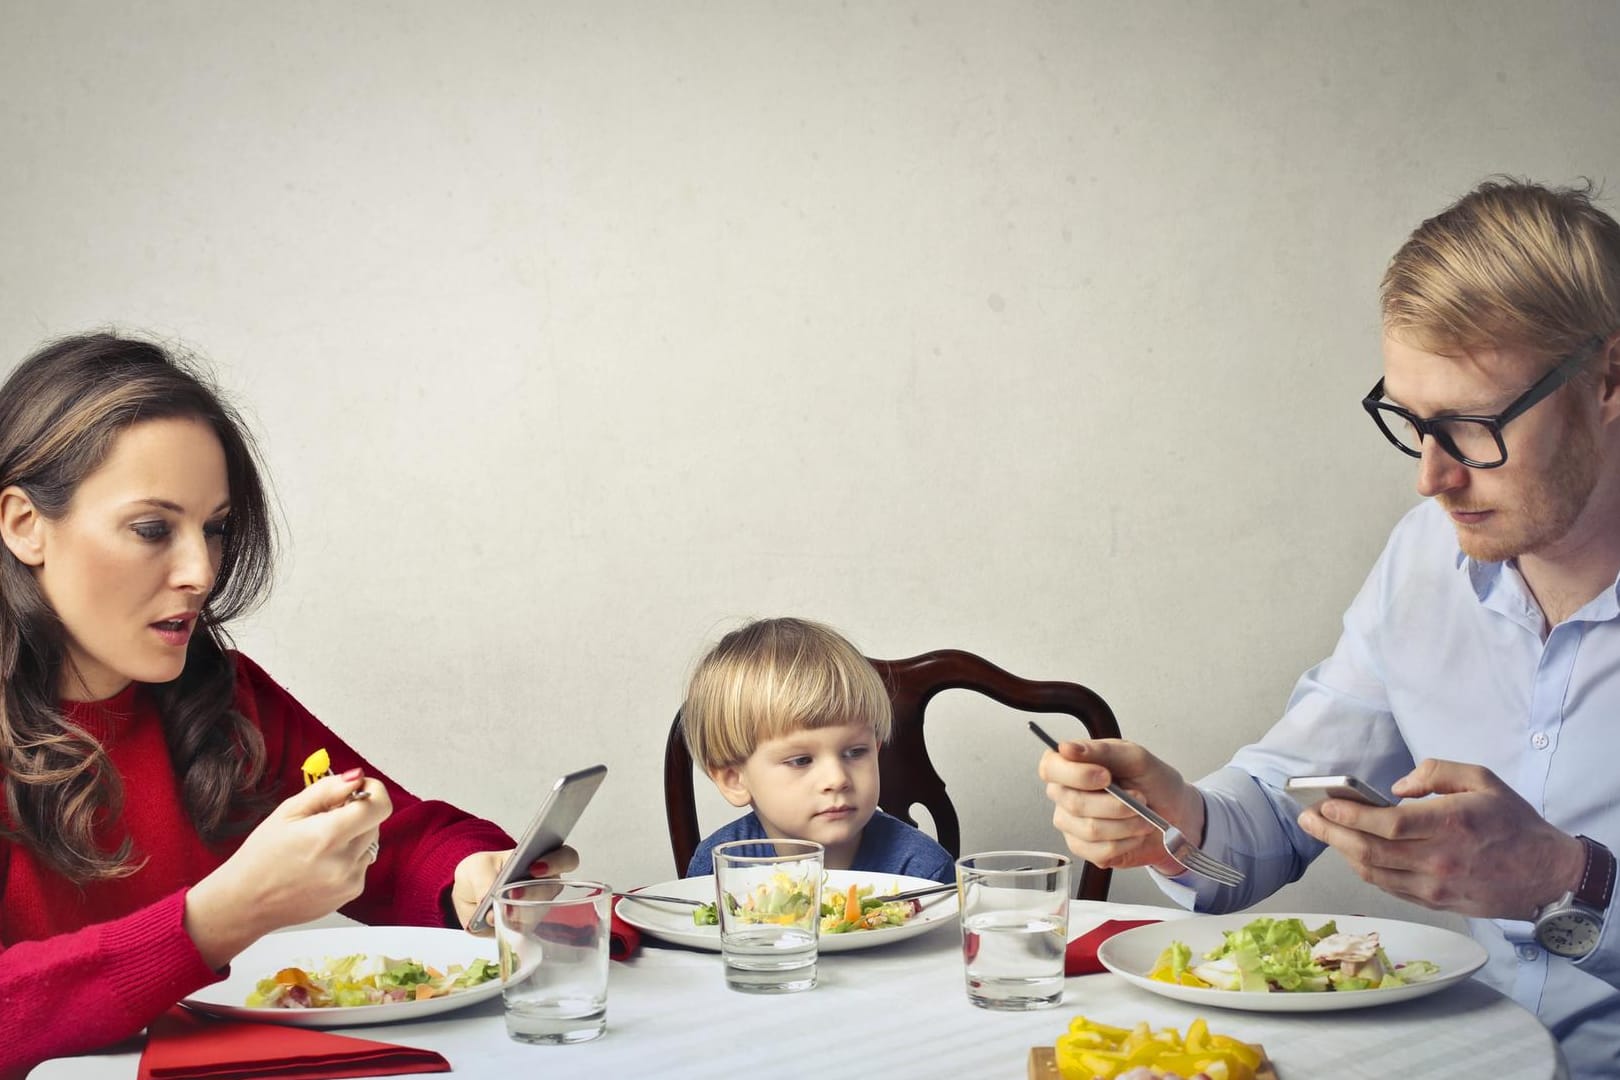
[494,879,610,1044]
[956,851,1070,1010]
[712,838,823,993]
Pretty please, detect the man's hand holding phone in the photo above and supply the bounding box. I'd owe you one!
[1292,759,1581,919]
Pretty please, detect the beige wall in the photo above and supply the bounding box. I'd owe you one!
[4,1,1618,923]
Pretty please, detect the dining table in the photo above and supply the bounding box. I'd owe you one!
[36,900,1566,1080]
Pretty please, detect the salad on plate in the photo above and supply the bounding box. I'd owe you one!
[1149,916,1440,993]
[692,872,920,934]
[245,953,499,1009]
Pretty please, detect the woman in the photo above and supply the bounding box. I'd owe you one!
[0,333,573,1076]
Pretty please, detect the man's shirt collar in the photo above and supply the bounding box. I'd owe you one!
[1454,541,1620,624]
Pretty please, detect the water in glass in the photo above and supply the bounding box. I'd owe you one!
[961,910,1066,1009]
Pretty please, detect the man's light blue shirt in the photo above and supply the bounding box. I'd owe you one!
[1153,498,1620,1078]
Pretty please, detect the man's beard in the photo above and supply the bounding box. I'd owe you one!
[1444,409,1600,563]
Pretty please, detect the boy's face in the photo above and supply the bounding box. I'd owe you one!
[711,721,881,867]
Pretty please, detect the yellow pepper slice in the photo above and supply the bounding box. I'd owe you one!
[1052,1015,1261,1080]
[1068,1016,1131,1040]
[1209,1035,1263,1068]
[301,748,332,787]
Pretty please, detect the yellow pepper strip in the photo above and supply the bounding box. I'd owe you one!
[1152,969,1214,988]
[1067,1016,1131,1041]
[1053,1015,1258,1080]
[301,748,332,787]
[1208,1035,1262,1069]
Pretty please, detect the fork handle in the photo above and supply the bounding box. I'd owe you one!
[1104,783,1174,832]
[613,891,704,906]
[880,882,957,903]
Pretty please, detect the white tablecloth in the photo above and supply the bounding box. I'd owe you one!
[37,902,1565,1080]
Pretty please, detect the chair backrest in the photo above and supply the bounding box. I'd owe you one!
[663,648,1121,900]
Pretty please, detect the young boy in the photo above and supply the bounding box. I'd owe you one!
[681,617,956,884]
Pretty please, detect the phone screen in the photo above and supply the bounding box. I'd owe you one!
[464,763,607,933]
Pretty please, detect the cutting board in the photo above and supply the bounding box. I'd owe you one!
[1028,1045,1278,1080]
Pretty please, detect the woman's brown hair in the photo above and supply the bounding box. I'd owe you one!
[0,333,278,881]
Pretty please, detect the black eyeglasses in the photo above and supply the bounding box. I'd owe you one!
[1362,338,1602,468]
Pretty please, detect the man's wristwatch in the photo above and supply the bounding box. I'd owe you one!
[1533,835,1615,960]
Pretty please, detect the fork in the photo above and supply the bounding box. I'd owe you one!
[1028,721,1244,887]
[614,881,956,907]
[613,891,703,906]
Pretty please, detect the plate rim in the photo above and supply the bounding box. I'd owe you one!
[614,869,957,953]
[1096,911,1488,1013]
[181,924,502,1027]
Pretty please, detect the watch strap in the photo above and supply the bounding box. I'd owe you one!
[1571,835,1616,912]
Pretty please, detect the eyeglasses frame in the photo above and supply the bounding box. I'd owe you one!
[1362,337,1604,469]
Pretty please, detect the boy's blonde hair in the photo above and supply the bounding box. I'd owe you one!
[1381,177,1620,364]
[682,618,892,771]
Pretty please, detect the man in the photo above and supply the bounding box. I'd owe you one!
[1040,178,1620,1078]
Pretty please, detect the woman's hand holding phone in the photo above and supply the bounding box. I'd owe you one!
[452,844,581,935]
[461,764,606,934]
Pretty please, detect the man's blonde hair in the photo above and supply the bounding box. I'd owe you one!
[1381,177,1620,363]
[681,618,892,771]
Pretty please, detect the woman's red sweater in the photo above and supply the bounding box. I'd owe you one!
[0,653,513,1078]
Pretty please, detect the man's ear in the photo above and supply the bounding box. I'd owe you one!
[709,765,754,808]
[0,486,45,567]
[1596,332,1620,425]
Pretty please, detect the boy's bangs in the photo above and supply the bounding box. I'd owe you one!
[753,664,892,746]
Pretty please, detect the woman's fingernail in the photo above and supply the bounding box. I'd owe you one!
[533,862,549,876]
[340,767,364,782]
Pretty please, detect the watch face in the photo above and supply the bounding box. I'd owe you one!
[1538,911,1602,958]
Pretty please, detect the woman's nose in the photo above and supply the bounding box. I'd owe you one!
[170,530,218,592]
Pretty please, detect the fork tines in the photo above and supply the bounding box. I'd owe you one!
[1184,851,1244,887]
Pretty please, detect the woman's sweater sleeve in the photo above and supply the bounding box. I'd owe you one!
[0,889,221,1080]
[2,656,517,1078]
[234,654,516,928]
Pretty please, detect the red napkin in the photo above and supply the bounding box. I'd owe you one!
[137,1007,449,1080]
[528,901,641,960]
[609,909,641,960]
[1065,918,1160,976]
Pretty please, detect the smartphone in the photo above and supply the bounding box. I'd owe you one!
[1284,774,1395,810]
[464,763,607,933]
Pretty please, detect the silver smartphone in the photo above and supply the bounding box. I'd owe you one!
[464,763,607,933]
[1284,774,1395,810]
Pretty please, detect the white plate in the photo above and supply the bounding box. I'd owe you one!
[615,871,957,953]
[1098,913,1487,1013]
[182,926,502,1028]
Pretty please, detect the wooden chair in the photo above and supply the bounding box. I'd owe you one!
[662,648,1121,900]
